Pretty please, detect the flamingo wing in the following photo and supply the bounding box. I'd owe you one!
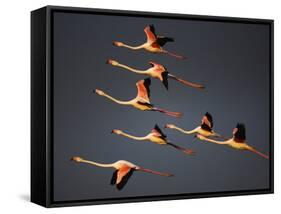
[110,170,118,185]
[136,78,151,102]
[233,123,246,142]
[156,36,174,47]
[144,25,157,43]
[151,124,167,139]
[116,166,135,190]
[201,112,213,131]
[161,71,169,90]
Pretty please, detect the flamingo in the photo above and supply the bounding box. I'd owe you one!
[107,59,204,90]
[113,25,185,59]
[196,123,269,159]
[165,112,224,138]
[111,124,195,155]
[95,78,182,118]
[71,156,173,190]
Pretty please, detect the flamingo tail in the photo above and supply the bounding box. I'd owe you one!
[249,148,269,159]
[167,142,195,155]
[168,74,205,89]
[163,50,186,59]
[138,168,173,177]
[152,107,182,118]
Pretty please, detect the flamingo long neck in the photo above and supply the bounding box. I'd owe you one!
[80,159,114,168]
[121,43,145,50]
[173,126,197,135]
[116,63,147,74]
[102,93,131,105]
[120,132,148,141]
[201,137,229,145]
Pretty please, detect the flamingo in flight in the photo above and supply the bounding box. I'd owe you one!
[196,123,269,159]
[71,156,173,190]
[111,124,195,155]
[113,25,185,59]
[95,78,182,118]
[165,112,225,138]
[107,59,204,90]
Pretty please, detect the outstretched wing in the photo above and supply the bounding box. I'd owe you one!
[205,112,213,128]
[234,123,246,142]
[156,36,174,47]
[136,78,151,102]
[110,170,118,185]
[116,167,135,190]
[151,124,167,139]
[144,25,157,43]
[161,71,169,90]
[201,112,213,131]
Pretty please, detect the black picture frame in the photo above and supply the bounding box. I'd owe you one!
[31,5,274,208]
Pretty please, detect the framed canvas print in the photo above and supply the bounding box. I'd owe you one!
[31,5,274,207]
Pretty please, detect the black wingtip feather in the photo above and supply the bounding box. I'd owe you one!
[161,72,169,90]
[234,123,246,141]
[143,78,151,98]
[153,124,167,139]
[205,112,213,128]
[110,170,118,185]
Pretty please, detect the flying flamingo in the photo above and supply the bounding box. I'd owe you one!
[95,78,182,118]
[111,124,195,155]
[196,123,269,159]
[107,59,204,90]
[165,112,225,138]
[113,25,185,59]
[71,156,173,190]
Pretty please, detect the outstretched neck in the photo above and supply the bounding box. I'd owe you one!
[120,132,148,141]
[116,63,147,74]
[202,137,229,145]
[121,43,145,50]
[173,126,197,134]
[102,93,131,105]
[80,159,114,168]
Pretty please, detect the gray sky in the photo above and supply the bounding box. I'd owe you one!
[52,11,271,202]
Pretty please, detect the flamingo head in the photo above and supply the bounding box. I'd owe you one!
[113,41,124,47]
[71,156,83,162]
[95,89,105,96]
[111,129,122,135]
[164,124,176,129]
[106,59,119,66]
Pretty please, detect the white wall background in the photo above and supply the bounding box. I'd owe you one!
[0,0,279,212]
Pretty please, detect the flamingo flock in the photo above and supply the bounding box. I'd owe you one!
[71,25,269,191]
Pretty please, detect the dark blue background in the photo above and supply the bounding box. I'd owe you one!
[53,11,270,201]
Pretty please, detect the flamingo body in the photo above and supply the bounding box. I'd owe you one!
[165,112,223,138]
[113,25,185,59]
[71,157,172,190]
[107,59,204,90]
[95,78,182,118]
[112,124,194,155]
[196,123,269,159]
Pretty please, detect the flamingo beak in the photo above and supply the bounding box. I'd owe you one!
[71,156,83,162]
[106,59,113,64]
